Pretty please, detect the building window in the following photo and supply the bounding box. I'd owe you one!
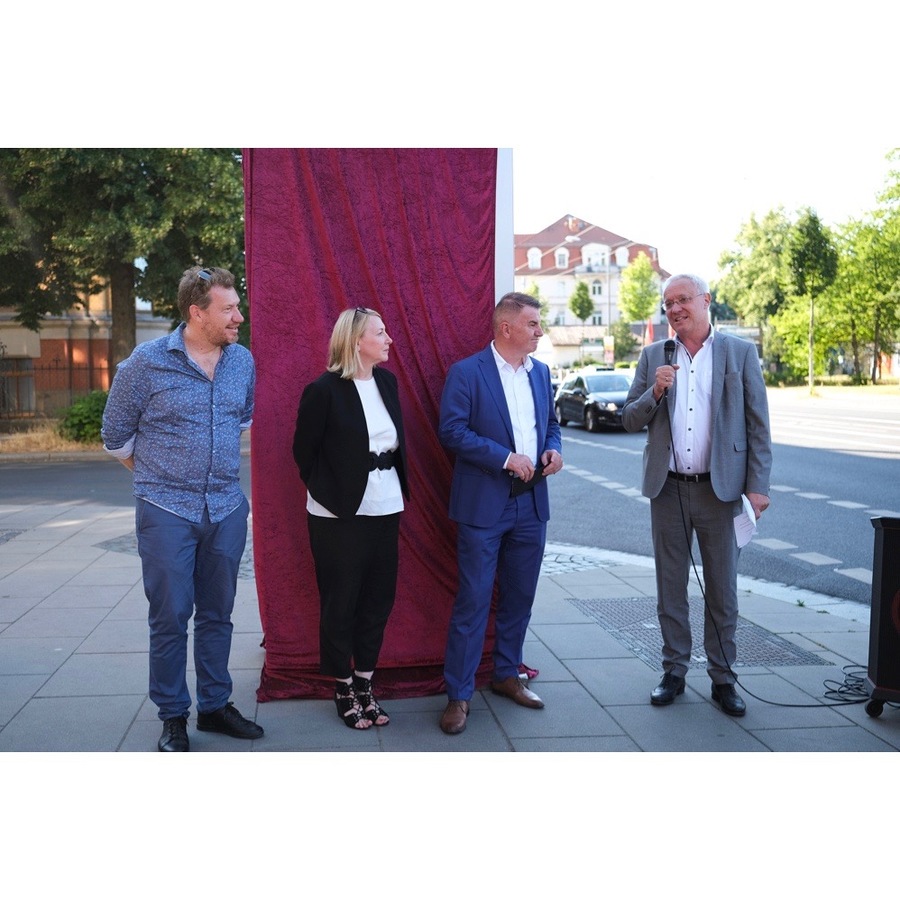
[583,243,608,269]
[555,248,569,268]
[592,314,603,326]
[527,247,541,270]
[0,357,36,416]
[591,280,602,297]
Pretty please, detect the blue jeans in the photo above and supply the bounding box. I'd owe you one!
[136,497,248,720]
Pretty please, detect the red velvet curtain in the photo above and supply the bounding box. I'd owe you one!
[244,149,498,700]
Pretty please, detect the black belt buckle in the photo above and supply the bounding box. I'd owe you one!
[668,470,709,483]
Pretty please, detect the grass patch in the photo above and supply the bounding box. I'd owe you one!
[0,422,103,454]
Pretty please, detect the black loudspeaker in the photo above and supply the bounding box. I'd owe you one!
[864,517,900,717]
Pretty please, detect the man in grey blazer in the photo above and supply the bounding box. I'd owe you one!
[623,274,772,717]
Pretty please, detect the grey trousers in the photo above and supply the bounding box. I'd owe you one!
[650,477,741,684]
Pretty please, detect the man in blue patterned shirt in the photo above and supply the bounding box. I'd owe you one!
[102,265,264,751]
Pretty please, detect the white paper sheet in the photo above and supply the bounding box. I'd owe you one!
[734,493,758,548]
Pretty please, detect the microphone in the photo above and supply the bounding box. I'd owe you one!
[663,340,676,396]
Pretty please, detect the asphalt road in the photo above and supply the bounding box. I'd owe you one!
[547,386,900,606]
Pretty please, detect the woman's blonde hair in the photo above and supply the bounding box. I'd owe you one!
[327,307,382,379]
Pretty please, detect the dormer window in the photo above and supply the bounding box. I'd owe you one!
[555,247,569,268]
[583,243,609,269]
[527,247,542,270]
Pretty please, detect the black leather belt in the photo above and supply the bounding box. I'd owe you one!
[668,471,710,483]
[369,450,397,471]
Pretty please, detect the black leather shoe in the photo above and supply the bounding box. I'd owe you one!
[650,672,685,706]
[711,683,746,717]
[196,702,264,739]
[158,716,189,752]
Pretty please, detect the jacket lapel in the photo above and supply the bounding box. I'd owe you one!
[477,347,515,445]
[527,362,546,448]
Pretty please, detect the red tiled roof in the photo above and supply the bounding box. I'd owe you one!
[515,213,669,279]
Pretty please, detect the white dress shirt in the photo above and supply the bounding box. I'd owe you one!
[670,329,715,475]
[491,341,538,468]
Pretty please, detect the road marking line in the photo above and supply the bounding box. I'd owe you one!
[790,551,842,565]
[753,538,798,550]
[835,568,873,585]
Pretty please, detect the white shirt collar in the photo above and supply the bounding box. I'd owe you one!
[491,341,533,373]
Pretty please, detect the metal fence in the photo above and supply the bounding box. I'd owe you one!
[0,360,110,418]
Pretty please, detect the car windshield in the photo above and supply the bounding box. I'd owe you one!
[585,374,631,393]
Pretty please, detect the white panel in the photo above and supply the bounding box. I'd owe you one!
[495,148,514,301]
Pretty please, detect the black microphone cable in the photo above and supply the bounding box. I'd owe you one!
[660,359,878,710]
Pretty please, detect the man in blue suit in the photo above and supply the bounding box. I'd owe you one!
[623,274,771,717]
[437,292,563,735]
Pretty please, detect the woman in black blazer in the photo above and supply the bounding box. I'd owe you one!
[293,307,409,729]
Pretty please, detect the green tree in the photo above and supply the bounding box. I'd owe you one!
[618,251,659,344]
[568,280,594,323]
[715,208,791,325]
[568,280,594,361]
[610,318,638,362]
[525,281,549,330]
[827,210,900,382]
[0,148,245,364]
[785,208,838,392]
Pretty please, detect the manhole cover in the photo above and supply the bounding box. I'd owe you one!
[568,597,828,668]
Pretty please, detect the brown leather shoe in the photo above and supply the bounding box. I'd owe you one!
[490,676,544,709]
[440,700,470,734]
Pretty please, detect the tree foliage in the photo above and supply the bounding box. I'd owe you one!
[782,208,838,390]
[786,208,838,300]
[618,251,659,343]
[568,280,594,323]
[0,149,245,364]
[826,210,900,381]
[525,281,549,329]
[714,185,900,383]
[610,319,638,362]
[715,208,791,323]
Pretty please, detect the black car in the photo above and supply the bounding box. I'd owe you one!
[554,369,634,431]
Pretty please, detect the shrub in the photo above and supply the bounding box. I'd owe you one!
[58,390,108,443]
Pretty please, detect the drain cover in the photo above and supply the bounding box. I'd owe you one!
[568,597,828,668]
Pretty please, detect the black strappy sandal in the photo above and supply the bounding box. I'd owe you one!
[353,674,389,726]
[334,681,371,729]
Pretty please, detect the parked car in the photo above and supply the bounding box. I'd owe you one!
[554,369,635,431]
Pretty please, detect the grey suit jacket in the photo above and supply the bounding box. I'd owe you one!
[622,332,772,502]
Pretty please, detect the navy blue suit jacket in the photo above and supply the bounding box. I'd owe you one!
[438,346,561,527]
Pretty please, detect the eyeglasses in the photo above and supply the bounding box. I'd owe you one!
[663,292,704,311]
[197,268,213,283]
[354,306,369,317]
